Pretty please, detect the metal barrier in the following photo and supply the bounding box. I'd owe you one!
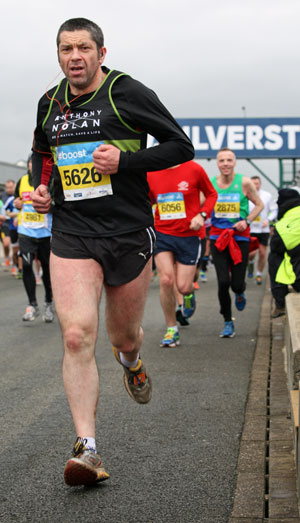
[286,293,300,496]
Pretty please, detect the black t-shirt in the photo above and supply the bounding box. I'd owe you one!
[33,67,194,237]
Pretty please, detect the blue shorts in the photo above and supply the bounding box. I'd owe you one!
[154,230,201,265]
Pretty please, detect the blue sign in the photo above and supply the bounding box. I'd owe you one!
[174,118,300,159]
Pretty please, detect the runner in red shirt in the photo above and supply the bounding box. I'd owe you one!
[148,160,217,347]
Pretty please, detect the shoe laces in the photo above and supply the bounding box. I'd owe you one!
[164,328,178,341]
[72,437,87,457]
[127,360,147,386]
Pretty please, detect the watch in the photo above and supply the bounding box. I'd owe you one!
[245,218,252,226]
[200,211,207,219]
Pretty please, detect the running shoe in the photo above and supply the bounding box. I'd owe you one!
[182,292,196,318]
[22,305,39,321]
[256,275,262,285]
[247,262,254,279]
[35,276,42,285]
[235,293,246,311]
[43,302,54,323]
[112,346,152,404]
[64,437,110,486]
[271,306,285,318]
[11,266,17,277]
[193,281,200,290]
[176,307,190,326]
[220,321,235,338]
[16,271,22,280]
[4,258,10,271]
[199,271,207,282]
[160,327,180,348]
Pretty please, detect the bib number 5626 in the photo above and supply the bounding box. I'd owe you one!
[63,166,102,186]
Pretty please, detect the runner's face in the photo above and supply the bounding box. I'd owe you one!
[217,151,236,177]
[252,178,261,191]
[58,30,106,94]
[5,182,15,195]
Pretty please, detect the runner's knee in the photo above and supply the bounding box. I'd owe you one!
[111,326,143,354]
[63,325,95,354]
[177,281,192,295]
[159,272,175,290]
[218,275,230,290]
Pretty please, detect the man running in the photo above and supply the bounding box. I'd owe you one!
[14,156,54,322]
[247,176,277,284]
[0,180,16,270]
[210,148,263,338]
[148,161,217,347]
[31,17,194,487]
[3,181,20,277]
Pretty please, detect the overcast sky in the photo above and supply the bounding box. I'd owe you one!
[1,0,299,193]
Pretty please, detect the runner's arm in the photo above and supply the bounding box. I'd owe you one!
[243,177,264,222]
[197,167,218,216]
[31,97,54,190]
[111,76,194,173]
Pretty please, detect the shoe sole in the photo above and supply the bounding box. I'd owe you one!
[219,332,236,338]
[235,300,246,311]
[42,316,54,323]
[160,340,181,348]
[64,459,109,486]
[123,373,152,404]
[182,309,195,319]
[176,311,190,326]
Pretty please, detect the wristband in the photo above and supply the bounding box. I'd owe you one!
[245,218,251,227]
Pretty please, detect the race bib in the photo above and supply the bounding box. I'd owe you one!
[22,208,45,229]
[253,215,261,222]
[56,141,113,201]
[157,192,186,220]
[214,193,240,219]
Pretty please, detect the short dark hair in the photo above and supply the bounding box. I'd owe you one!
[217,147,236,159]
[56,18,104,51]
[217,147,235,155]
[251,176,261,182]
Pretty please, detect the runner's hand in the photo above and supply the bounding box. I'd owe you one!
[190,213,204,231]
[233,219,248,232]
[93,144,120,175]
[31,184,52,213]
[13,197,23,210]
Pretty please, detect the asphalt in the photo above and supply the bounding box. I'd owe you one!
[0,259,298,523]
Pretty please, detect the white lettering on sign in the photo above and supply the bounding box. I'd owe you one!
[264,125,283,150]
[282,125,300,149]
[227,126,244,149]
[192,126,208,150]
[205,126,226,149]
[181,124,300,153]
[246,126,264,150]
[147,122,300,156]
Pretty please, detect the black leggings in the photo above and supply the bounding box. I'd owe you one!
[268,251,300,308]
[211,240,249,321]
[19,236,52,306]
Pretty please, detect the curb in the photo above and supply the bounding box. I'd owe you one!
[229,280,300,522]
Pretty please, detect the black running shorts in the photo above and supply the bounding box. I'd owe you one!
[250,232,270,246]
[51,227,156,286]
